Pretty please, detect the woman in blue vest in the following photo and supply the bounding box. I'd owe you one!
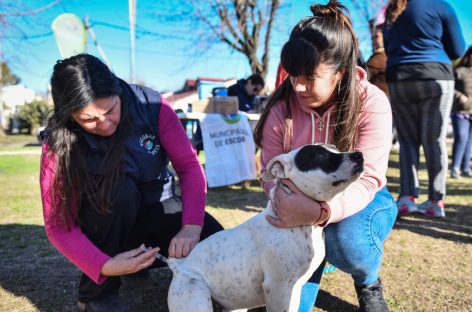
[40,53,223,311]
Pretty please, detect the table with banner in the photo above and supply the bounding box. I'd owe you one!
[177,112,260,188]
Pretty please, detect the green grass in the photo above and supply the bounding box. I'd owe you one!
[0,135,42,225]
[0,154,42,225]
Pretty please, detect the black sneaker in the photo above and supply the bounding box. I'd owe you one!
[355,279,389,312]
[78,292,130,312]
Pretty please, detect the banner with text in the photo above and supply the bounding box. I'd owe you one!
[51,13,87,58]
[199,114,256,187]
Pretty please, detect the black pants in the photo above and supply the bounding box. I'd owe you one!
[78,176,224,302]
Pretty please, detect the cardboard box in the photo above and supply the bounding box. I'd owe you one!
[191,96,239,114]
[212,96,239,114]
[191,98,211,113]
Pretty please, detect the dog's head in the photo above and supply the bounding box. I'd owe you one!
[262,144,364,201]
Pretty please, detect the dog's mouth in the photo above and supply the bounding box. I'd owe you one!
[332,180,347,187]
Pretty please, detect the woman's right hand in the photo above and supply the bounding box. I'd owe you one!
[266,179,323,228]
[100,244,160,276]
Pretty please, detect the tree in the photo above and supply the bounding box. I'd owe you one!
[0,1,61,136]
[16,99,51,134]
[0,1,62,54]
[0,62,20,137]
[1,62,21,85]
[153,0,281,79]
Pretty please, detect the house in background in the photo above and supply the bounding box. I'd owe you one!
[0,84,41,133]
[164,77,236,111]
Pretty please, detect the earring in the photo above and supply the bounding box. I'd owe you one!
[337,82,341,94]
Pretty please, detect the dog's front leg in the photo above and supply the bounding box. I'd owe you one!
[262,278,300,312]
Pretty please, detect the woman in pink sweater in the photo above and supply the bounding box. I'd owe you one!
[40,54,222,311]
[254,2,397,312]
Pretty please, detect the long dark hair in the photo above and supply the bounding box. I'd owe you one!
[457,46,472,68]
[385,0,408,28]
[46,53,129,228]
[254,0,362,152]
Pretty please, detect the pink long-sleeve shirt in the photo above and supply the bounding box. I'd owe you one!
[261,67,392,224]
[40,97,206,284]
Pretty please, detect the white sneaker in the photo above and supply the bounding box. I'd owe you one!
[397,196,418,216]
[418,200,445,218]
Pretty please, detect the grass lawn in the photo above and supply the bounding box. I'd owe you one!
[0,135,471,311]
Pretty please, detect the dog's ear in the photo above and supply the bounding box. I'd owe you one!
[261,154,293,181]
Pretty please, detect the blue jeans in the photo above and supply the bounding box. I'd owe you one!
[299,187,397,311]
[451,115,472,173]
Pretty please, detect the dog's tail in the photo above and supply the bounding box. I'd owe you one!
[166,258,182,274]
[167,258,207,283]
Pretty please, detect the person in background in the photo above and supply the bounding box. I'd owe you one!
[366,23,388,96]
[254,1,397,311]
[40,54,223,312]
[367,7,399,148]
[228,73,265,112]
[383,0,466,218]
[451,46,472,179]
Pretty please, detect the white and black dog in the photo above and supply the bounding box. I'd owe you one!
[167,144,364,312]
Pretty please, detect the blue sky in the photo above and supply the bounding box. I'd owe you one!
[2,0,471,94]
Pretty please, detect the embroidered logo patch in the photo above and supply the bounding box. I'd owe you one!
[139,134,159,155]
[221,113,241,124]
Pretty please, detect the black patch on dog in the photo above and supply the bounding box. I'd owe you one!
[350,152,364,174]
[294,145,343,173]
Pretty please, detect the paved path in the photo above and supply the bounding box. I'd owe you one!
[0,150,41,156]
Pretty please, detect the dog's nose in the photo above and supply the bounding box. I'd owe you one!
[349,152,363,162]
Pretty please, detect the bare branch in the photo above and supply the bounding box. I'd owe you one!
[0,0,62,17]
[214,0,245,49]
[261,0,280,76]
[149,0,282,78]
[190,0,244,53]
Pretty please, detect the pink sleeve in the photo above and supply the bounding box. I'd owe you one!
[40,144,110,284]
[325,86,392,224]
[158,97,206,225]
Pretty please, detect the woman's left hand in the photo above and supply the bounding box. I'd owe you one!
[266,179,321,228]
[168,224,203,258]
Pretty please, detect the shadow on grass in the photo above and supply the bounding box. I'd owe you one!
[394,205,472,244]
[207,180,268,212]
[316,289,359,311]
[0,224,81,311]
[388,159,400,170]
[0,223,172,311]
[387,162,472,244]
[25,142,41,147]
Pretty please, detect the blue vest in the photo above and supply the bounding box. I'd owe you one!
[79,83,174,207]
